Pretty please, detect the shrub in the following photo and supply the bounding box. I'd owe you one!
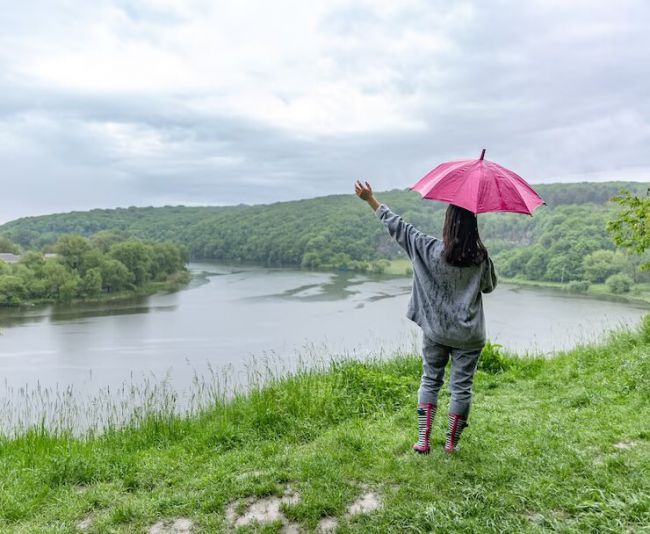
[606,273,633,294]
[478,341,511,373]
[641,314,650,344]
[369,259,390,274]
[0,275,26,306]
[568,280,590,293]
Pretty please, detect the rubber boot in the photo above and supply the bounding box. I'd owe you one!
[444,413,468,454]
[412,403,436,454]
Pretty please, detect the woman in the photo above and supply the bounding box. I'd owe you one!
[354,180,497,454]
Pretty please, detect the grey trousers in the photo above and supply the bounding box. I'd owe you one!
[418,334,483,418]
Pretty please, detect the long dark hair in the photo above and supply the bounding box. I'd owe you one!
[443,204,488,267]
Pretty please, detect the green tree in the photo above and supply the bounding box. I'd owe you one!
[0,231,185,306]
[582,250,628,283]
[42,261,80,300]
[90,230,129,253]
[0,236,20,254]
[80,267,103,297]
[606,273,633,294]
[524,248,547,279]
[19,251,46,272]
[12,261,36,282]
[80,249,104,272]
[150,242,187,280]
[55,235,92,273]
[544,254,583,283]
[12,263,46,299]
[301,251,321,269]
[109,241,152,286]
[608,189,650,270]
[0,275,26,305]
[99,258,132,292]
[495,248,534,278]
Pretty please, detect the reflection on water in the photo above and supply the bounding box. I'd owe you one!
[50,304,178,322]
[248,271,376,302]
[0,308,50,328]
[0,262,647,433]
[0,301,181,327]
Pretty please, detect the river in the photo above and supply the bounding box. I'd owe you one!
[0,263,646,432]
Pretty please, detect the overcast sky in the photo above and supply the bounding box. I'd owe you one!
[1,0,649,223]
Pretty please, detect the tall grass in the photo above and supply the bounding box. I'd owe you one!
[0,335,418,439]
[0,317,647,531]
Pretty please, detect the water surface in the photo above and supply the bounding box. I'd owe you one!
[0,263,646,430]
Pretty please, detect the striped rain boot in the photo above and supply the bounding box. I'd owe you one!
[444,413,468,454]
[412,403,436,454]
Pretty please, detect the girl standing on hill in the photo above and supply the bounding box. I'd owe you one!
[354,180,497,454]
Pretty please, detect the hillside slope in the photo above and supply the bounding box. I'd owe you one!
[1,182,649,285]
[1,316,648,532]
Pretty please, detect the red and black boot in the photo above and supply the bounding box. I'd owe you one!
[412,403,436,454]
[444,413,468,454]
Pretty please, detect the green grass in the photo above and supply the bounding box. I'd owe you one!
[499,277,650,305]
[589,281,650,304]
[383,258,412,276]
[1,317,649,532]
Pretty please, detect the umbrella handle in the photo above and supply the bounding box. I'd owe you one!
[479,148,486,160]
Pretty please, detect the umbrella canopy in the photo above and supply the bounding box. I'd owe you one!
[410,149,545,215]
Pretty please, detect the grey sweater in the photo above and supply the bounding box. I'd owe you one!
[376,204,497,349]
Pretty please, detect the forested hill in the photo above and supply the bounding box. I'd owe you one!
[1,181,649,285]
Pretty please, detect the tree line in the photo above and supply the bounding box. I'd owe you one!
[0,233,188,306]
[1,181,648,296]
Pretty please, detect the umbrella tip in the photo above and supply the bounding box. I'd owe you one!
[479,148,486,160]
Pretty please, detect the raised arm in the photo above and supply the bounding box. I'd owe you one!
[354,180,381,211]
[354,180,434,259]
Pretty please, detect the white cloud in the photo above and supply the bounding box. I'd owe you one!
[0,0,649,222]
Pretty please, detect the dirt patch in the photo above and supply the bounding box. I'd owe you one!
[282,523,302,533]
[77,514,93,531]
[345,490,382,517]
[527,512,546,525]
[552,509,571,521]
[225,485,301,531]
[317,516,338,533]
[148,517,194,534]
[318,487,383,532]
[613,440,638,450]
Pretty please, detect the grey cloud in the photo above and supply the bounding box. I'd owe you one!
[1,0,649,223]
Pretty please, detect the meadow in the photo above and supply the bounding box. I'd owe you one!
[1,316,648,532]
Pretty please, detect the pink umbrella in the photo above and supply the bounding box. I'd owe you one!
[410,149,545,215]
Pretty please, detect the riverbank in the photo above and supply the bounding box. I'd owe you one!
[2,270,191,310]
[1,316,648,532]
[382,258,650,305]
[498,277,650,306]
[187,258,650,306]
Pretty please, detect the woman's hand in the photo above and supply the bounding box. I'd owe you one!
[354,180,380,211]
[355,180,373,200]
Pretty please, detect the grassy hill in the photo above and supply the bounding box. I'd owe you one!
[1,181,647,258]
[3,181,650,304]
[1,316,648,532]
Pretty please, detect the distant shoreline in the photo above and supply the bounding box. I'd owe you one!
[0,270,191,310]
